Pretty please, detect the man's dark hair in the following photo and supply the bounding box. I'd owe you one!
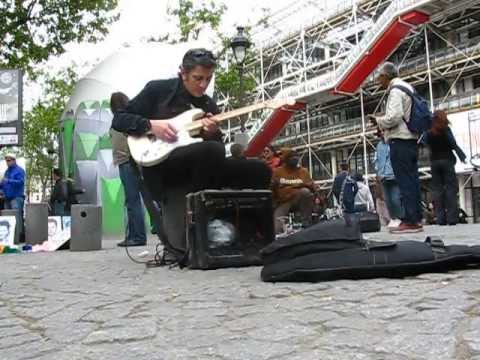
[182,48,217,72]
[53,168,62,177]
[353,172,364,182]
[230,143,245,159]
[110,92,129,113]
[340,162,349,171]
[48,218,58,226]
[0,220,10,229]
[380,62,399,80]
[265,144,276,153]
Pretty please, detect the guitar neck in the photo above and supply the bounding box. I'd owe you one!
[187,102,272,132]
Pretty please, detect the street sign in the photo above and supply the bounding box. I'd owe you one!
[0,69,23,146]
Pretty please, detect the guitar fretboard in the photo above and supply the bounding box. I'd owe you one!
[186,102,278,132]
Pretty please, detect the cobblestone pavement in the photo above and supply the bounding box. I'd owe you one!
[1,224,480,360]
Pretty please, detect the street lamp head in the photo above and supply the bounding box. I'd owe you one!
[231,26,251,65]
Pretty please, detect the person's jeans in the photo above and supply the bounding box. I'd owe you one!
[5,196,24,236]
[381,178,404,220]
[431,159,459,225]
[389,139,422,224]
[119,162,146,243]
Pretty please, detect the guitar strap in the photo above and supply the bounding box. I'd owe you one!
[129,157,187,265]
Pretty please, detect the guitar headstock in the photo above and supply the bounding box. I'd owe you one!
[264,98,296,109]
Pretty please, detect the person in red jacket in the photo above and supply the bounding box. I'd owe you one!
[271,148,315,233]
[262,145,281,170]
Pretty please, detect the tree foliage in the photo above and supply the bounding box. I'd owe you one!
[168,0,226,42]
[21,68,78,200]
[215,28,257,108]
[156,1,269,108]
[0,0,119,75]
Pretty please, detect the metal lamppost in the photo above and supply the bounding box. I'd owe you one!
[47,147,57,199]
[230,26,251,133]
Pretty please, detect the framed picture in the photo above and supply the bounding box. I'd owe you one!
[0,215,16,247]
[47,216,69,251]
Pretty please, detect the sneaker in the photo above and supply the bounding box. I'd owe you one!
[387,219,402,228]
[117,240,147,247]
[389,222,423,234]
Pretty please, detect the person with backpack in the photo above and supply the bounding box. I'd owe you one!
[332,162,358,215]
[332,162,349,204]
[370,62,424,233]
[352,173,374,213]
[422,110,466,225]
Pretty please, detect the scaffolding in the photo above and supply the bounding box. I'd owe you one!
[218,0,480,197]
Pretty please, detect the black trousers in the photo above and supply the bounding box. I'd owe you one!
[431,159,459,225]
[142,141,272,201]
[140,141,272,252]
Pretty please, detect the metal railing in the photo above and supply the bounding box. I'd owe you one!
[335,0,432,84]
[272,89,480,147]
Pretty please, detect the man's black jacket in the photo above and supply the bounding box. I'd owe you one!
[111,76,221,141]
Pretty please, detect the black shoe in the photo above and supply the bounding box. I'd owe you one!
[117,240,146,247]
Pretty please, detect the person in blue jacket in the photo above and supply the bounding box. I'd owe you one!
[374,129,404,228]
[0,153,25,238]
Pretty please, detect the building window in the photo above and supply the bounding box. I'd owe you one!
[473,75,480,89]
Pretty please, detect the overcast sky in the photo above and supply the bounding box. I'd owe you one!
[53,0,329,74]
[26,0,329,107]
[55,0,296,71]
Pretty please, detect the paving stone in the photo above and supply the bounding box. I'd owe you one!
[0,224,479,359]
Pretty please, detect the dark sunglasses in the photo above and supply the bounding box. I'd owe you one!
[189,49,216,61]
[5,159,13,162]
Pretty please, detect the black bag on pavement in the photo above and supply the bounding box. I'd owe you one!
[261,236,480,283]
[261,218,364,265]
[358,211,381,233]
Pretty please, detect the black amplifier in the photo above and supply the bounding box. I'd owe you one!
[186,190,274,269]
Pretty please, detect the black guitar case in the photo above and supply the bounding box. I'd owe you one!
[261,220,480,283]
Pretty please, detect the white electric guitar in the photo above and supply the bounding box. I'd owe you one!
[127,99,295,166]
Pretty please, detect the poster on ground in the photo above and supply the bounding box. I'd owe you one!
[0,215,16,247]
[47,216,70,251]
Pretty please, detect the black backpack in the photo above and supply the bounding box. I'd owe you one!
[339,175,358,213]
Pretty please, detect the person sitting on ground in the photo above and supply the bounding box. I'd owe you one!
[262,145,281,170]
[352,172,374,212]
[271,148,315,233]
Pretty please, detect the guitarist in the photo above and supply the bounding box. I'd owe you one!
[111,48,271,248]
